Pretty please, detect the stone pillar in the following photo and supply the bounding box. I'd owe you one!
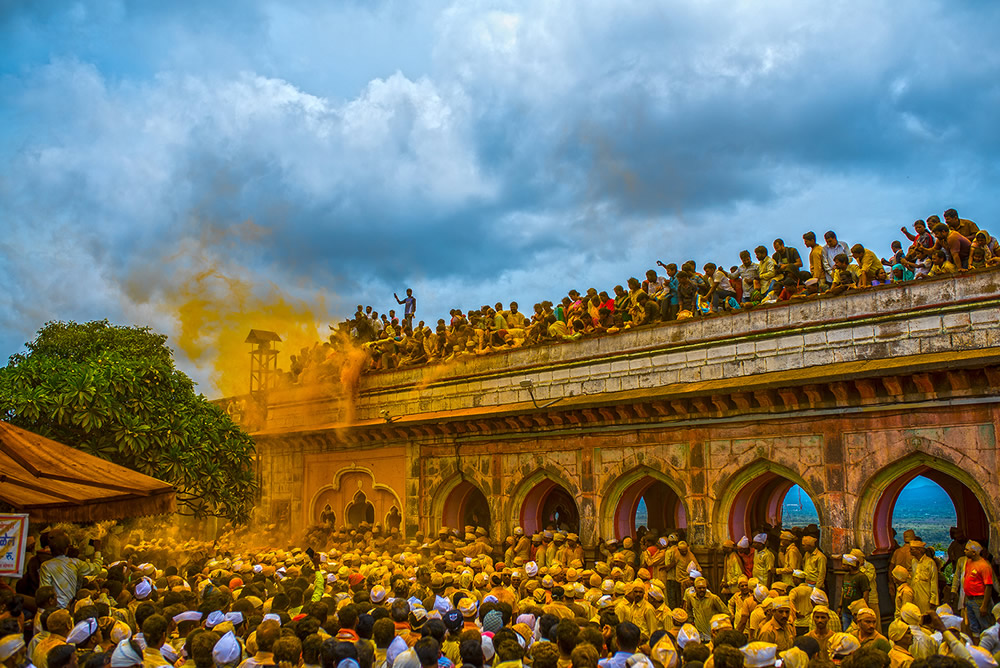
[579,446,598,547]
[491,452,508,545]
[404,441,421,539]
[688,439,711,545]
[821,432,852,554]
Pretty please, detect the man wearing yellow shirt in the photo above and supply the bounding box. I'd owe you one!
[665,541,699,609]
[803,232,828,289]
[788,571,813,637]
[721,540,745,602]
[908,541,938,613]
[757,597,795,652]
[614,581,658,642]
[776,532,802,587]
[683,576,729,642]
[891,566,914,619]
[928,250,957,277]
[851,244,883,287]
[751,534,774,588]
[801,536,827,589]
[886,620,914,668]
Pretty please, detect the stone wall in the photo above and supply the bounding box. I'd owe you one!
[250,269,1000,556]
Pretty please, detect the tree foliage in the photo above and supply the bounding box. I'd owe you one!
[0,320,258,522]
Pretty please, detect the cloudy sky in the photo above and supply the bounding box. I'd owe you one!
[2,0,998,396]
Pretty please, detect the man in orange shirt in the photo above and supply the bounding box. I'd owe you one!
[962,540,994,639]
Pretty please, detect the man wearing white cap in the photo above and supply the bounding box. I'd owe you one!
[751,535,774,589]
[960,540,994,639]
[740,641,777,668]
[736,537,754,579]
[758,597,795,652]
[908,541,938,614]
[0,633,27,668]
[788,571,813,637]
[111,639,144,668]
[721,540,744,603]
[513,527,531,563]
[213,632,242,668]
[839,554,870,632]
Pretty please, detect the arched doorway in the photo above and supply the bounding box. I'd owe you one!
[727,470,821,540]
[872,465,988,551]
[613,476,687,539]
[521,479,579,534]
[442,481,491,533]
[347,490,375,527]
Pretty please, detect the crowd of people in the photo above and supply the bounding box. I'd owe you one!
[281,208,998,381]
[2,520,997,668]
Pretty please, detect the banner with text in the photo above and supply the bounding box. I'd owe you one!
[0,514,30,578]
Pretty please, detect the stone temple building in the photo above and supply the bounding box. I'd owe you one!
[222,269,1000,591]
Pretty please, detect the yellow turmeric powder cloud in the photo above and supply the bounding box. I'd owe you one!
[167,265,327,398]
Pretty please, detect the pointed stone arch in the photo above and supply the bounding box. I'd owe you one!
[599,465,689,540]
[713,458,827,545]
[507,467,581,535]
[853,451,996,554]
[429,473,494,536]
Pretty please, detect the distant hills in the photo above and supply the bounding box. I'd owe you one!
[784,478,956,550]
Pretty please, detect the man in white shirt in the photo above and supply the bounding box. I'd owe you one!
[822,231,852,283]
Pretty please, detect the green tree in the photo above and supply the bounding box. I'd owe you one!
[0,320,258,522]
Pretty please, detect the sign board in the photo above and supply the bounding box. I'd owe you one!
[0,514,30,578]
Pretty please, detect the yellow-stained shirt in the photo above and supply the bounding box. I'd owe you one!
[684,591,728,639]
[753,548,775,587]
[803,550,828,588]
[614,599,659,641]
[39,554,104,608]
[777,545,802,586]
[789,584,814,628]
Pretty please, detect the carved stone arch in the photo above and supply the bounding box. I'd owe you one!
[853,451,997,554]
[507,466,582,535]
[429,472,494,536]
[309,465,404,534]
[598,465,690,540]
[712,458,827,546]
[347,489,375,527]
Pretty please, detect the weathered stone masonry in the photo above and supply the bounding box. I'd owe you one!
[239,269,1000,560]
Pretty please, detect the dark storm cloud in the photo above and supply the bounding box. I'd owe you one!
[1,0,999,389]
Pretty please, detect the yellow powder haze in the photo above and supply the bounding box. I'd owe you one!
[169,265,327,398]
[121,219,375,427]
